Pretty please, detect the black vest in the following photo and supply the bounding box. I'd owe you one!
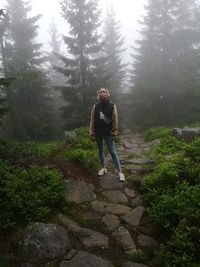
[94,101,114,135]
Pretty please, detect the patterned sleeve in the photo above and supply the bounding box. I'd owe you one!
[111,104,118,135]
[89,104,95,136]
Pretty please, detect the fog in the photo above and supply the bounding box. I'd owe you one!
[2,0,146,57]
[1,0,200,142]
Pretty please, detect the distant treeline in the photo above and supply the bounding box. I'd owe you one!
[0,0,200,141]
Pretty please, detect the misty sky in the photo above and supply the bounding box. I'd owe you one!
[1,0,146,59]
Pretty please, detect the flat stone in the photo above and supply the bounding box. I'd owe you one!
[123,141,135,149]
[79,228,109,249]
[99,173,125,190]
[64,250,78,260]
[91,201,131,215]
[54,214,81,233]
[182,127,200,142]
[126,158,155,165]
[102,190,128,204]
[131,177,143,188]
[82,211,102,220]
[118,154,129,161]
[60,251,114,267]
[131,196,143,207]
[125,165,143,172]
[122,262,149,267]
[64,179,96,204]
[124,188,137,198]
[112,226,137,254]
[138,234,159,248]
[102,214,120,231]
[54,214,109,249]
[90,200,107,213]
[122,206,145,226]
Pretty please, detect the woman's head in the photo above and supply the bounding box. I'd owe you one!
[98,88,110,101]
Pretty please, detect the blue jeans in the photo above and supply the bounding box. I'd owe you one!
[95,134,121,173]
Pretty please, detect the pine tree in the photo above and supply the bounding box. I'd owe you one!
[2,0,55,140]
[102,5,127,98]
[47,19,65,134]
[47,19,65,87]
[58,0,103,130]
[130,0,200,128]
[0,9,9,122]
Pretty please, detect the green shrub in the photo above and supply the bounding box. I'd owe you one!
[143,153,200,204]
[155,227,200,267]
[0,256,9,267]
[143,127,200,266]
[0,160,64,231]
[0,140,64,160]
[146,182,200,238]
[73,127,97,150]
[144,127,173,142]
[143,158,181,203]
[64,148,98,172]
[147,136,187,161]
[186,137,200,163]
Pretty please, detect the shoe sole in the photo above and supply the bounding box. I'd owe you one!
[98,170,107,176]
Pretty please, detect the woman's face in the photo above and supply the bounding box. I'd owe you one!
[99,88,107,100]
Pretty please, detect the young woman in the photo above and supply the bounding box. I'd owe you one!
[89,88,125,182]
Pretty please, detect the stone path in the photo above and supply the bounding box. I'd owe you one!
[56,133,159,267]
[12,133,159,267]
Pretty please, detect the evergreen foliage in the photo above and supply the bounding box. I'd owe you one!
[102,5,127,98]
[130,0,200,129]
[0,9,9,122]
[47,19,65,87]
[58,0,103,130]
[0,160,64,231]
[143,127,200,266]
[0,78,8,122]
[1,0,55,141]
[47,19,66,134]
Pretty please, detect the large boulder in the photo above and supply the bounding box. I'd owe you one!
[11,222,70,265]
[173,127,200,142]
[60,251,114,267]
[64,179,96,204]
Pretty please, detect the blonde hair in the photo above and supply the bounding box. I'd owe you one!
[97,88,110,100]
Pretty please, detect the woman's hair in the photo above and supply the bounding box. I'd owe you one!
[97,88,110,100]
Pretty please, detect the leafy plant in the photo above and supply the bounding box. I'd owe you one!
[147,136,187,161]
[0,160,64,231]
[185,137,200,163]
[147,182,200,234]
[64,148,98,173]
[142,128,200,264]
[0,140,64,160]
[144,127,173,142]
[155,227,200,267]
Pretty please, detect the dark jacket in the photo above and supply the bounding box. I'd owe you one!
[89,100,118,136]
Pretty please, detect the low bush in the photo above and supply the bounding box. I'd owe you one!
[185,137,200,163]
[146,182,200,237]
[143,126,200,266]
[0,160,64,231]
[147,136,186,161]
[144,127,173,142]
[66,127,96,150]
[64,148,98,173]
[0,140,63,160]
[155,227,200,267]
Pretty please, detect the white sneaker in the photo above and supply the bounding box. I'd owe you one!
[98,168,107,176]
[118,172,125,182]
